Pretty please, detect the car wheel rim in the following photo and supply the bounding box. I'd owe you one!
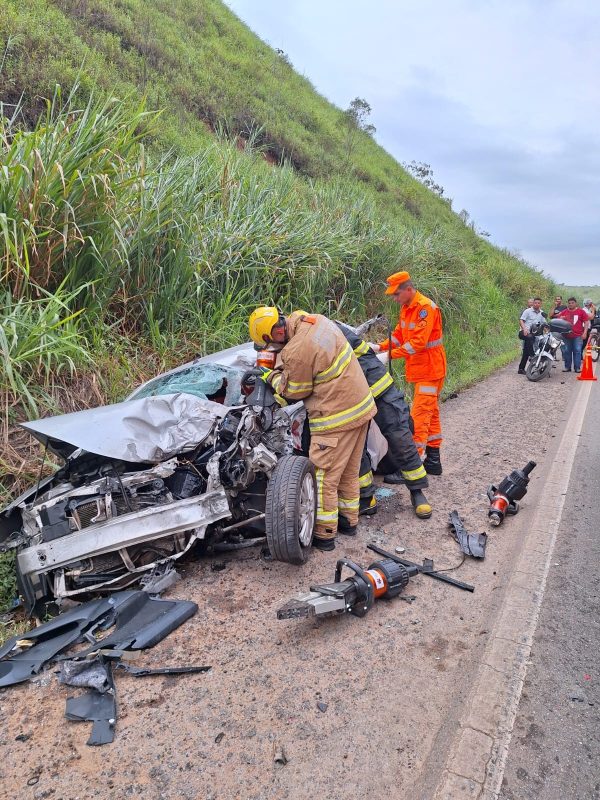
[298,473,315,546]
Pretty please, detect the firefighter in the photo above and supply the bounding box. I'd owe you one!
[372,271,447,475]
[335,322,432,519]
[249,307,376,551]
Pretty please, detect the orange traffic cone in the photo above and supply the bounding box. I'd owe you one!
[577,341,597,381]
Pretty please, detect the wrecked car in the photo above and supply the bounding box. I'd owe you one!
[0,343,316,612]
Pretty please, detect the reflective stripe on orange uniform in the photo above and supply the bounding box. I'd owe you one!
[412,378,444,456]
[379,290,447,381]
[379,291,447,457]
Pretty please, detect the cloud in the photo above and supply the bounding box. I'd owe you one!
[224,0,600,283]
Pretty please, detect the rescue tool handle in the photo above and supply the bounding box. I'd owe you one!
[334,557,368,584]
[334,558,375,616]
[366,544,474,592]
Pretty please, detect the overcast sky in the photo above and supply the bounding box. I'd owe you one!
[225,0,599,286]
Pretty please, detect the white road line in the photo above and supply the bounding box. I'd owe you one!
[433,375,596,800]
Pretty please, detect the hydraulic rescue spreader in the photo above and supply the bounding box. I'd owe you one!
[487,460,536,526]
[277,557,417,620]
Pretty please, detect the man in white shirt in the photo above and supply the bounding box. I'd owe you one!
[518,297,546,374]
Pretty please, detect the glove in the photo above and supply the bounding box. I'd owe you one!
[368,343,381,353]
[259,367,273,384]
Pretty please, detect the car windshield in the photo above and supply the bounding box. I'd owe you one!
[130,363,246,406]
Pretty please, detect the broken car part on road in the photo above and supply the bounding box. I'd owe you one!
[65,658,117,746]
[277,557,417,619]
[448,510,488,558]
[487,460,536,526]
[0,591,197,688]
[1,590,202,747]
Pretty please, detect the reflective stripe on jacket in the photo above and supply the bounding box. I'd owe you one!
[270,312,376,433]
[379,290,447,382]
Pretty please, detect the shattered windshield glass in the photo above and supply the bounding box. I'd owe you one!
[131,364,245,406]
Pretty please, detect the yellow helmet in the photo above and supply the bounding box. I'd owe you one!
[248,306,283,346]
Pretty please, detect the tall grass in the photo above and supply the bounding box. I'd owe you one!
[0,280,92,416]
[1,92,403,333]
[1,90,555,415]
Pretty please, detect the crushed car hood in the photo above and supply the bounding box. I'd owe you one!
[20,393,228,463]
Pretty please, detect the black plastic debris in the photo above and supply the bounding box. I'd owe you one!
[448,511,488,559]
[0,594,131,688]
[75,592,198,657]
[115,663,211,678]
[65,659,117,746]
[0,591,197,688]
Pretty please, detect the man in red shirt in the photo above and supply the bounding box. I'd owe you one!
[557,297,590,373]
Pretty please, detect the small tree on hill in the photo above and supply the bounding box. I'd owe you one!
[403,160,446,198]
[342,97,376,164]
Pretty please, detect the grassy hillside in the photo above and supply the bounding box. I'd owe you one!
[0,2,557,493]
[0,0,546,234]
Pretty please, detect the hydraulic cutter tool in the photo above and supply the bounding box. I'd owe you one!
[276,557,417,620]
[487,460,536,526]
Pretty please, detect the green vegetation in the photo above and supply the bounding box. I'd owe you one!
[559,285,600,303]
[0,0,556,611]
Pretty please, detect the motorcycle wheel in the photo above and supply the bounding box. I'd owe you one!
[525,359,552,381]
[590,333,599,362]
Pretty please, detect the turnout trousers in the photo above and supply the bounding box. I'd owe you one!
[359,394,428,497]
[309,421,370,542]
[411,378,444,458]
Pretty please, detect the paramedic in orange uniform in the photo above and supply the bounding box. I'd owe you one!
[372,271,447,475]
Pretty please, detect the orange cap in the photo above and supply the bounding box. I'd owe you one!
[385,270,411,295]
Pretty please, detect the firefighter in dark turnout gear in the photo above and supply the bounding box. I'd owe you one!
[335,322,432,519]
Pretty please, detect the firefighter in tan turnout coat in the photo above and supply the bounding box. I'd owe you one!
[248,307,376,550]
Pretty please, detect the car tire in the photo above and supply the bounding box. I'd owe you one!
[265,455,316,565]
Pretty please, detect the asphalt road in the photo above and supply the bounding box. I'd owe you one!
[499,377,600,800]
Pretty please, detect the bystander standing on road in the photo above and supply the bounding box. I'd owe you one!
[550,295,567,318]
[518,297,545,375]
[557,297,589,373]
[582,299,596,350]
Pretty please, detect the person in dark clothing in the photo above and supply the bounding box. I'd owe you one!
[334,322,431,519]
[550,295,567,318]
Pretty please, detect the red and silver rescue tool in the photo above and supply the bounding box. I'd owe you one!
[487,460,536,526]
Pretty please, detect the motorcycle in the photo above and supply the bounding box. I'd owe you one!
[525,318,572,381]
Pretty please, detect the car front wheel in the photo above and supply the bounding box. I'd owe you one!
[265,455,316,565]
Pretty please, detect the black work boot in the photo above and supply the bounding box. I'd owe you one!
[338,515,358,536]
[423,446,442,475]
[313,536,335,551]
[359,495,378,516]
[410,489,432,519]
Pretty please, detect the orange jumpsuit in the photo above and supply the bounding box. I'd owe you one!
[380,291,447,457]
